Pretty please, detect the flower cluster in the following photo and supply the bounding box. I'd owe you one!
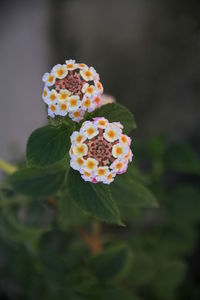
[69,118,133,184]
[42,60,103,122]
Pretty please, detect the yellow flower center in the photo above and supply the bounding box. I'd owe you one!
[99,120,106,126]
[67,63,74,69]
[50,104,56,112]
[94,97,101,105]
[116,162,123,170]
[121,135,127,143]
[77,157,84,165]
[76,145,85,155]
[70,98,77,106]
[60,103,67,110]
[87,128,95,136]
[70,147,74,155]
[50,94,57,101]
[107,173,113,180]
[57,69,65,76]
[85,70,92,78]
[48,75,54,83]
[60,93,67,100]
[74,111,81,118]
[98,169,106,176]
[116,147,123,155]
[84,171,90,177]
[87,161,95,169]
[125,151,131,159]
[107,130,115,139]
[84,99,91,107]
[97,82,102,89]
[79,63,85,68]
[87,86,93,94]
[76,135,83,143]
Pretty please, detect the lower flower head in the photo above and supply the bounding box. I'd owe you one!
[69,118,133,184]
[42,59,104,122]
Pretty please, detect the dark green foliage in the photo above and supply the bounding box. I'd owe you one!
[88,244,132,280]
[111,164,158,208]
[57,189,88,229]
[163,142,200,174]
[86,103,136,134]
[67,169,123,225]
[14,103,157,225]
[0,137,199,300]
[8,167,66,196]
[1,102,200,299]
[26,125,71,168]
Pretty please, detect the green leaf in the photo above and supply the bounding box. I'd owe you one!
[111,164,158,208]
[8,167,66,197]
[48,114,76,130]
[0,209,48,252]
[57,190,87,229]
[26,125,71,168]
[67,169,122,225]
[88,244,132,280]
[164,142,200,174]
[86,103,136,134]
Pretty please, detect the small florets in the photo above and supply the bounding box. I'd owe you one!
[69,118,133,184]
[42,59,103,122]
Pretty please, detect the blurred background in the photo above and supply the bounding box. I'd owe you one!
[0,1,200,300]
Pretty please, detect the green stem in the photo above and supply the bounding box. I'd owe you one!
[0,196,30,208]
[0,159,18,174]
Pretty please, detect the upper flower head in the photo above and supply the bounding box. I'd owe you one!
[69,118,132,184]
[42,59,104,122]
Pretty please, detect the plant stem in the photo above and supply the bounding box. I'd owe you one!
[78,221,103,254]
[0,159,17,174]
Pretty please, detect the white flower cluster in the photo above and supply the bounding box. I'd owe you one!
[42,59,103,122]
[69,118,133,184]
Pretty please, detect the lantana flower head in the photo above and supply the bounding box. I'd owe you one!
[42,59,103,122]
[69,118,133,184]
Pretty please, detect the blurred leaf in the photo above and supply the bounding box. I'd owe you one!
[26,125,71,168]
[8,167,65,197]
[164,142,200,174]
[67,169,122,225]
[124,163,150,186]
[86,103,136,134]
[150,259,185,300]
[95,286,139,300]
[166,185,200,229]
[0,209,48,252]
[0,194,30,208]
[39,230,71,284]
[111,165,158,208]
[88,244,132,281]
[129,251,155,286]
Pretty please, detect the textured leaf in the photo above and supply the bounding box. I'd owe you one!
[88,244,131,280]
[111,165,158,208]
[57,190,87,229]
[26,125,71,168]
[86,103,136,134]
[8,167,66,197]
[67,169,122,225]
